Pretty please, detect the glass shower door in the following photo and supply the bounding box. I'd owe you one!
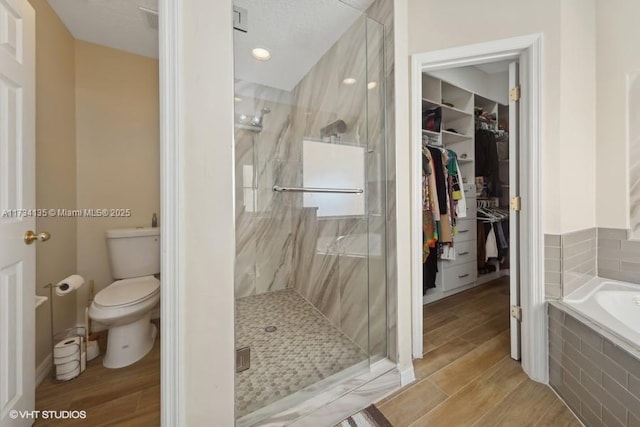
[233,2,387,423]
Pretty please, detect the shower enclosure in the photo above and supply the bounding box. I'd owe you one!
[233,1,388,423]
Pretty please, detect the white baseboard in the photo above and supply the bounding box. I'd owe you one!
[399,364,416,386]
[36,354,52,386]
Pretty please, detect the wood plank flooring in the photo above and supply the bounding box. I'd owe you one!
[33,278,581,427]
[35,329,160,426]
[377,277,581,427]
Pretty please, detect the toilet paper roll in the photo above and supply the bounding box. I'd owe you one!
[54,351,80,365]
[56,359,80,375]
[55,274,85,296]
[56,365,81,381]
[86,340,100,361]
[53,337,82,358]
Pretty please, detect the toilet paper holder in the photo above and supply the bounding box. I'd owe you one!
[44,283,87,382]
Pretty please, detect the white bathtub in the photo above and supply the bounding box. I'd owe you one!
[564,277,640,348]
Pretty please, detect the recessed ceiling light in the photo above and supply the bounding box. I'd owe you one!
[234,97,243,102]
[343,77,357,85]
[251,47,271,61]
[367,81,378,90]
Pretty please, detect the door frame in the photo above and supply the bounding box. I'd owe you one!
[159,0,183,425]
[409,34,547,382]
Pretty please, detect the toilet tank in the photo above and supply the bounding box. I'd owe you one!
[106,227,160,279]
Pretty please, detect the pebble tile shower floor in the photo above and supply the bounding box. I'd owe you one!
[235,289,367,418]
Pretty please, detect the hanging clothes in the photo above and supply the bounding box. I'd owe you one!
[428,147,453,243]
[422,150,437,262]
[449,150,467,219]
[422,144,469,292]
[475,129,501,197]
[423,248,438,292]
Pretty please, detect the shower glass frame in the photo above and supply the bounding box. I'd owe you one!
[232,2,388,423]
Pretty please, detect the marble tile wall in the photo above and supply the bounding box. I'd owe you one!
[234,0,395,361]
[234,84,297,298]
[288,13,390,356]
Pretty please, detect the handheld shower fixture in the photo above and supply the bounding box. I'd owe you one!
[251,107,271,127]
[235,107,271,132]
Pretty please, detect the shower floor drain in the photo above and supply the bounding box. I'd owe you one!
[264,326,277,333]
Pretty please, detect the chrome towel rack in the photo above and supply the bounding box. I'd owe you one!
[272,185,363,194]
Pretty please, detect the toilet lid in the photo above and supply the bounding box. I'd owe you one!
[94,276,160,307]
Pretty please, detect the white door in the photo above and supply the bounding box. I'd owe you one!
[508,61,521,361]
[0,1,36,426]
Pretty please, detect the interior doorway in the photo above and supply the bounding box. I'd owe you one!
[419,58,521,359]
[410,35,546,382]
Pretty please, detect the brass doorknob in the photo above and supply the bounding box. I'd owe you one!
[24,230,51,245]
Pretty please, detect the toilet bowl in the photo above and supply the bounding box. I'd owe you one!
[89,276,160,368]
[88,227,161,369]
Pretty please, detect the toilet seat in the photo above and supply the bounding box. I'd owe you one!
[94,276,160,308]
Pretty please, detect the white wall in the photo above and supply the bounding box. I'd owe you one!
[559,0,597,232]
[29,0,78,368]
[75,41,160,323]
[180,0,236,424]
[596,0,640,229]
[393,0,413,381]
[407,0,597,234]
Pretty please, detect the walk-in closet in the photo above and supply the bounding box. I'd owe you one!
[420,64,513,304]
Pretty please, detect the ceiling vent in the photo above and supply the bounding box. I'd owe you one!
[138,6,158,30]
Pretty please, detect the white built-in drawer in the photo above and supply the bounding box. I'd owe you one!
[456,219,476,242]
[441,240,477,269]
[440,261,478,292]
[463,184,476,198]
[461,197,476,218]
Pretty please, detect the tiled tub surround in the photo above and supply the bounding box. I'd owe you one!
[544,228,640,299]
[597,228,640,285]
[235,289,367,420]
[563,278,640,348]
[548,303,640,427]
[544,228,597,298]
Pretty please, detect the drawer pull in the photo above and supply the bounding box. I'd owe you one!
[458,273,470,278]
[458,251,469,255]
[459,230,469,233]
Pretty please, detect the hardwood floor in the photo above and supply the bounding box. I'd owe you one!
[35,330,160,426]
[377,277,581,427]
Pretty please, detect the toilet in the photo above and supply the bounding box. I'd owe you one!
[89,227,160,369]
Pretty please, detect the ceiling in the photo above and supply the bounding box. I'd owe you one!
[474,60,511,74]
[233,0,373,92]
[48,0,159,59]
[47,0,374,91]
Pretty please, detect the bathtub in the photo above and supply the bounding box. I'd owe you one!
[563,276,640,348]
